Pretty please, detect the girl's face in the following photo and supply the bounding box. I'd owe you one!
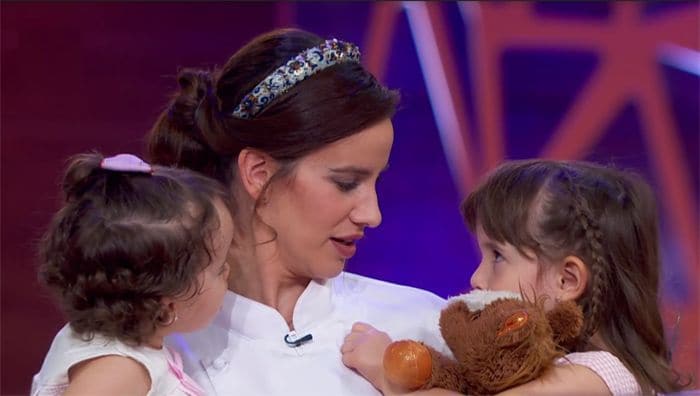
[260,118,394,280]
[173,199,233,332]
[470,223,559,304]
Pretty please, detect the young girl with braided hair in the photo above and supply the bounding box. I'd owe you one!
[342,159,689,395]
[32,153,234,396]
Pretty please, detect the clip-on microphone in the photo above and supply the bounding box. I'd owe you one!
[284,332,313,348]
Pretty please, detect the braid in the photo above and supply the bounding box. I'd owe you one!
[562,168,606,343]
[466,160,689,392]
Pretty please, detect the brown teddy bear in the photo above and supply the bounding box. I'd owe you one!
[383,290,584,395]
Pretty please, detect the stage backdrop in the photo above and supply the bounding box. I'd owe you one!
[2,2,698,394]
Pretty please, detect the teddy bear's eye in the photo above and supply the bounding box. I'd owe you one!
[496,310,529,337]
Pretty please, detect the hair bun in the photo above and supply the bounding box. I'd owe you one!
[148,68,226,178]
[171,69,214,130]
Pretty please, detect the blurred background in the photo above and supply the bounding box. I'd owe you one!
[2,2,698,394]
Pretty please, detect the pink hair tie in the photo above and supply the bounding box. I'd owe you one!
[100,154,153,174]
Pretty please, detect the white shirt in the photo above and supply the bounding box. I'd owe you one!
[32,324,201,396]
[166,272,448,395]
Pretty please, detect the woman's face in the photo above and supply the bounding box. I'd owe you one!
[261,118,394,280]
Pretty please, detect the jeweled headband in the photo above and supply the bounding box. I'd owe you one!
[231,38,361,119]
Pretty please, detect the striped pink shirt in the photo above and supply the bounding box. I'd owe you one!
[556,351,641,395]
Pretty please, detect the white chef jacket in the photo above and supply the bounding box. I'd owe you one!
[166,271,448,395]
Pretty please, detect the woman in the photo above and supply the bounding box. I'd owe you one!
[148,28,447,395]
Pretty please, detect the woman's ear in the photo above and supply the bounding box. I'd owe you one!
[237,148,277,200]
[557,255,589,301]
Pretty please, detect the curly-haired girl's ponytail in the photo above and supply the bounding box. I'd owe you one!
[60,152,104,202]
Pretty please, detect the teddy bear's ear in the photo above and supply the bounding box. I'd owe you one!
[441,299,474,322]
[439,300,475,350]
[546,300,584,351]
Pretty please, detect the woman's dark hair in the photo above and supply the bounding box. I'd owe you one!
[147,28,400,187]
[38,152,230,346]
[461,159,689,393]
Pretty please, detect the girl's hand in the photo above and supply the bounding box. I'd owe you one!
[341,323,461,396]
[341,322,393,392]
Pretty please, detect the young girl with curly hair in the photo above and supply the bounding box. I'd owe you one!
[31,153,234,396]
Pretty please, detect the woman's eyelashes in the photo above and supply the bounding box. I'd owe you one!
[333,179,359,192]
